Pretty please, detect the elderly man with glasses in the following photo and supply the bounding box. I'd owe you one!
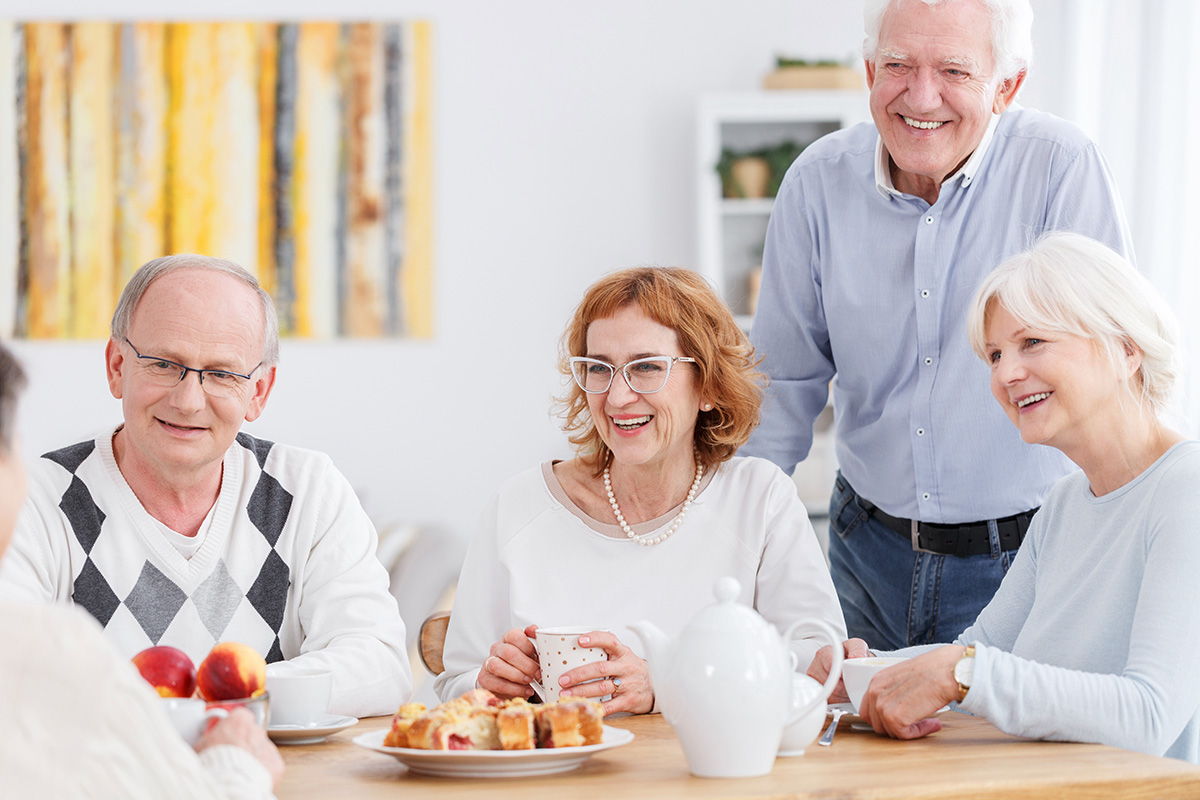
[0,255,410,718]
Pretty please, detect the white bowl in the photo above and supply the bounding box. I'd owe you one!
[841,657,908,714]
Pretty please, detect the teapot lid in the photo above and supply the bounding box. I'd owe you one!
[683,577,772,633]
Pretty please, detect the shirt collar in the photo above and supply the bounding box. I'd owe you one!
[874,111,1003,199]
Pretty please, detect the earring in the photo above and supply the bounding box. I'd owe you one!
[703,403,713,411]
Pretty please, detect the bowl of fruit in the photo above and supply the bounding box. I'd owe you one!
[132,642,270,739]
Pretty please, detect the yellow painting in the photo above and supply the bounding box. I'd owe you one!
[0,20,434,339]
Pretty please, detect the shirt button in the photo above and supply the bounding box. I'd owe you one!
[925,216,933,224]
[916,428,926,436]
[922,493,931,500]
[921,289,930,298]
[924,357,933,365]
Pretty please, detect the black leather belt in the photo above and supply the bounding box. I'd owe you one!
[854,490,1036,557]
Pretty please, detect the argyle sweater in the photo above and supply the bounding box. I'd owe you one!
[0,427,411,718]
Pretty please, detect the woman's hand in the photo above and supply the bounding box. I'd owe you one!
[196,707,284,787]
[858,645,965,740]
[807,638,872,703]
[476,625,542,700]
[558,631,653,716]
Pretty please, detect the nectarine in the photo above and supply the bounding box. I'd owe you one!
[197,641,267,701]
[132,646,197,698]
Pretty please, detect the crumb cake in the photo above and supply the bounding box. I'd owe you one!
[497,698,536,750]
[385,691,605,751]
[383,702,427,747]
[535,698,604,748]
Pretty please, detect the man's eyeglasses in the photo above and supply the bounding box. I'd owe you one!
[569,356,697,395]
[124,338,261,399]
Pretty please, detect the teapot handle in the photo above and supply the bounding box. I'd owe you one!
[781,618,845,722]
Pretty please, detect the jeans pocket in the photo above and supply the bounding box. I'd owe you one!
[830,477,868,542]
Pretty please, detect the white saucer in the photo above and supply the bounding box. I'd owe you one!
[267,714,358,745]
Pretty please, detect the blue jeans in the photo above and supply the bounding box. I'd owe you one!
[828,473,1015,651]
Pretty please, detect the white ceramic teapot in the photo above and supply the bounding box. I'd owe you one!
[629,576,843,778]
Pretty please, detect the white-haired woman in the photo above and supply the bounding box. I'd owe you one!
[809,232,1200,762]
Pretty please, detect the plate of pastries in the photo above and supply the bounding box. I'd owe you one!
[354,689,635,778]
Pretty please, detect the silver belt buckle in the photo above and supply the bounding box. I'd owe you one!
[911,519,935,554]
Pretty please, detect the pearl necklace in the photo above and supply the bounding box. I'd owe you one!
[603,451,704,547]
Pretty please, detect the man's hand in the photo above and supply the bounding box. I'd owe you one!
[807,638,872,703]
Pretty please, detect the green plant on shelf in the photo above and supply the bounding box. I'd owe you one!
[715,141,806,199]
[774,56,850,68]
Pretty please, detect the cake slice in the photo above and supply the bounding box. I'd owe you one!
[497,698,536,750]
[431,706,501,751]
[535,698,604,748]
[383,702,427,748]
[404,708,455,750]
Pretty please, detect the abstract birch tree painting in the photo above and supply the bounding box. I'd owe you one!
[0,20,434,339]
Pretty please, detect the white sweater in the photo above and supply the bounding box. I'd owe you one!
[0,427,410,718]
[435,456,846,702]
[899,441,1200,762]
[0,601,275,799]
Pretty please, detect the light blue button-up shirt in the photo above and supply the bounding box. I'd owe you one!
[744,108,1134,523]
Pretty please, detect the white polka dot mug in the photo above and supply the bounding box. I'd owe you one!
[530,626,609,702]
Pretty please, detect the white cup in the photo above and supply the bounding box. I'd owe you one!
[530,627,608,702]
[841,656,909,714]
[265,666,333,727]
[162,697,228,746]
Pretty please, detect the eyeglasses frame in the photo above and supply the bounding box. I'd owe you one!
[123,337,262,395]
[568,355,698,395]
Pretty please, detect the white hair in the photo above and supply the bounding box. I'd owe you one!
[967,232,1180,415]
[863,0,1033,82]
[111,254,281,367]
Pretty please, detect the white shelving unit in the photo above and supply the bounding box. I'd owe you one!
[697,91,869,540]
[696,90,870,330]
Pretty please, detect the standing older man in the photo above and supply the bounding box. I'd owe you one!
[744,0,1133,649]
[0,255,410,717]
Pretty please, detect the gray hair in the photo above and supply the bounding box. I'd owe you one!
[111,255,281,367]
[967,232,1180,416]
[863,0,1034,82]
[0,342,25,451]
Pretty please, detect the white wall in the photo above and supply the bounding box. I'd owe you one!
[7,1,866,542]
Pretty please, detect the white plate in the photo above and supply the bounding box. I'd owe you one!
[353,724,635,778]
[267,714,358,745]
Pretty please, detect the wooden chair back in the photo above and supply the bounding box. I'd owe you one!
[419,611,451,675]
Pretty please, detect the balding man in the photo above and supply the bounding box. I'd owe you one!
[0,255,410,717]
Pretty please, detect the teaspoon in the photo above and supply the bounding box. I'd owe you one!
[818,708,846,746]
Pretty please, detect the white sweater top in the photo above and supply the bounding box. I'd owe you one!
[0,427,410,718]
[435,456,846,702]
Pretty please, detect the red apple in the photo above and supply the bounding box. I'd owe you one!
[132,646,197,698]
[196,642,267,701]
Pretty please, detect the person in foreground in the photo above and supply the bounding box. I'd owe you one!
[0,343,284,797]
[812,232,1200,762]
[0,255,410,718]
[744,0,1134,650]
[435,267,846,714]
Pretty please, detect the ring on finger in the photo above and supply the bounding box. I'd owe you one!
[612,677,622,690]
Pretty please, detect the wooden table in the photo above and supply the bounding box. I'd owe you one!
[277,712,1200,799]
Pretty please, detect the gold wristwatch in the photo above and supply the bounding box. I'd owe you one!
[953,645,975,701]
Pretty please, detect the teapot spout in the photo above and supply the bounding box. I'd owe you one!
[628,620,673,709]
